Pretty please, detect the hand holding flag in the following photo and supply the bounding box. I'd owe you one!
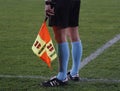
[32,18,57,68]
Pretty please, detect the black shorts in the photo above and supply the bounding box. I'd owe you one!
[49,0,81,28]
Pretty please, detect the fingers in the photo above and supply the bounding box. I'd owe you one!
[46,8,55,16]
[45,5,55,17]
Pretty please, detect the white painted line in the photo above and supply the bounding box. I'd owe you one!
[80,78,120,83]
[0,74,120,83]
[80,34,120,69]
[0,75,48,79]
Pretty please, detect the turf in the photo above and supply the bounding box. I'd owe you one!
[0,0,120,91]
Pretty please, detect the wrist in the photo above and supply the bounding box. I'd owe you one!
[45,0,51,1]
[45,1,52,5]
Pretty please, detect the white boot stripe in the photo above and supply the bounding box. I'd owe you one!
[50,82,54,86]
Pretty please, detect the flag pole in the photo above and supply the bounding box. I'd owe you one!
[44,17,48,22]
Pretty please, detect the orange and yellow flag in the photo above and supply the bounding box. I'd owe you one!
[32,20,57,68]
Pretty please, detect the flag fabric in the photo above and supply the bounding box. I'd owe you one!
[32,21,57,68]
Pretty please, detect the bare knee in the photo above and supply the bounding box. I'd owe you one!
[67,27,80,42]
[52,26,67,43]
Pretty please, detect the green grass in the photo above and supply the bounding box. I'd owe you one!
[0,0,120,91]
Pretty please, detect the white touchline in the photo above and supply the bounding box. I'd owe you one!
[80,34,120,69]
[0,74,120,83]
[0,75,48,79]
[80,78,120,83]
[0,34,120,83]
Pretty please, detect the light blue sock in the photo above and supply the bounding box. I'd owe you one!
[57,42,69,81]
[71,40,82,76]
